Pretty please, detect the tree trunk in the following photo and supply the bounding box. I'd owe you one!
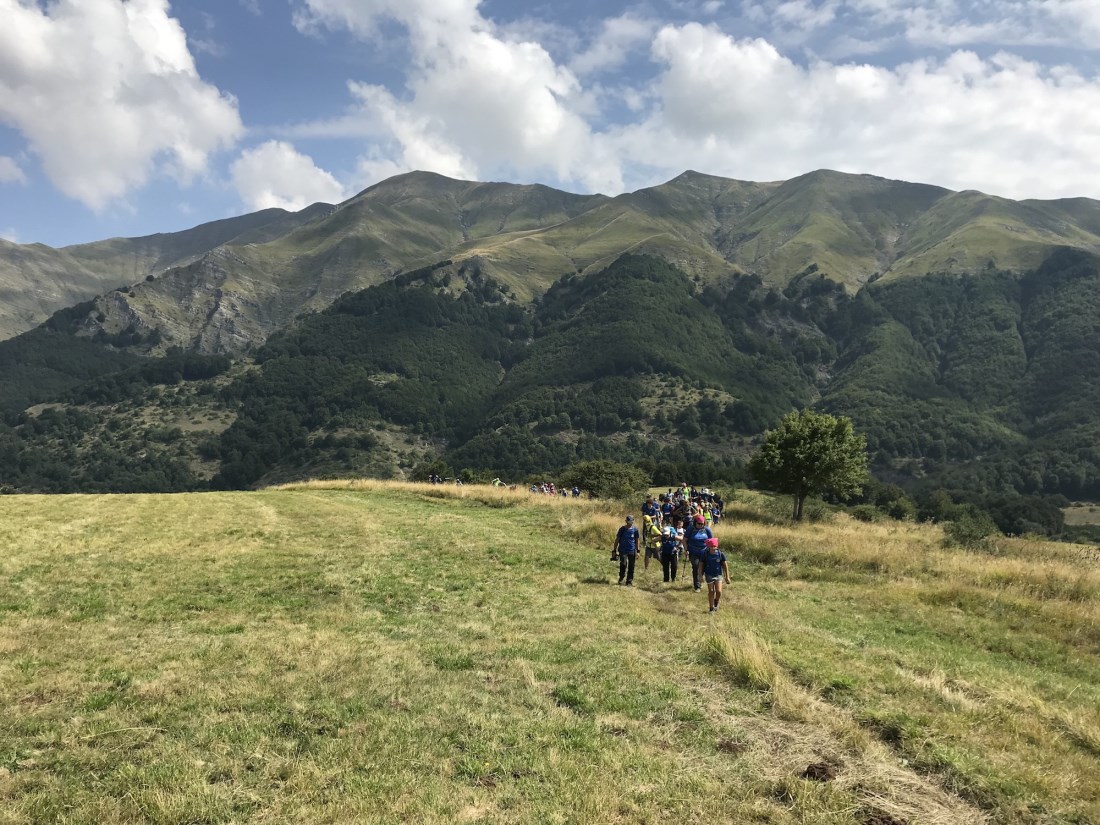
[793,492,806,521]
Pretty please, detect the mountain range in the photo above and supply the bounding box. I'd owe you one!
[2,168,1100,521]
[5,168,1100,353]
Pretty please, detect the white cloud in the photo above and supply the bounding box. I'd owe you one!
[773,0,840,32]
[610,23,1100,200]
[346,83,475,180]
[0,0,242,210]
[571,14,658,75]
[0,226,18,243]
[1040,0,1100,40]
[294,0,482,44]
[231,140,348,211]
[749,0,1100,50]
[295,0,624,193]
[0,155,25,184]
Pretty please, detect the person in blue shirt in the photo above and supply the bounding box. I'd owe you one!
[612,514,640,586]
[701,537,730,612]
[683,514,714,592]
[660,495,674,525]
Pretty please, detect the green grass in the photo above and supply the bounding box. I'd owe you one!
[0,482,1097,824]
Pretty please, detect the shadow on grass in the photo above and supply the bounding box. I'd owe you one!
[580,575,612,585]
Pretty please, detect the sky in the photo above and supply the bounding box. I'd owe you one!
[1,0,1099,247]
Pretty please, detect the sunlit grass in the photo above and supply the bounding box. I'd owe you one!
[1,482,1096,824]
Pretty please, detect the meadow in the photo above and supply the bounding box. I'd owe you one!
[1,482,1097,824]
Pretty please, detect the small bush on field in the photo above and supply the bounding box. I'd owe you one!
[944,508,999,549]
[558,460,649,500]
[802,499,835,523]
[850,504,882,523]
[882,495,917,521]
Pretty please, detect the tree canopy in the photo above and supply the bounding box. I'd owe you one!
[750,409,869,520]
[557,460,651,501]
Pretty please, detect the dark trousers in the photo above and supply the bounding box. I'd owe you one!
[661,553,678,582]
[690,555,703,589]
[618,553,636,583]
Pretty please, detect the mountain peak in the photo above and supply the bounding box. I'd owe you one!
[352,170,473,200]
[669,169,732,184]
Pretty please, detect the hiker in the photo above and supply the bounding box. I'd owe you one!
[660,524,681,582]
[612,514,640,586]
[702,537,730,612]
[642,495,660,525]
[660,494,674,525]
[642,514,662,571]
[683,514,714,592]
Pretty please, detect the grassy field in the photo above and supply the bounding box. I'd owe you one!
[1,482,1098,825]
[1064,504,1100,526]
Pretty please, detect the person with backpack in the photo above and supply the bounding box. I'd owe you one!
[642,514,663,572]
[612,514,640,586]
[701,537,731,612]
[683,514,714,592]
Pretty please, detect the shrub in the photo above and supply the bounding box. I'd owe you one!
[944,507,999,548]
[850,504,881,523]
[882,495,917,521]
[557,460,649,500]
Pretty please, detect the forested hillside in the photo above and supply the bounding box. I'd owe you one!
[2,250,1099,531]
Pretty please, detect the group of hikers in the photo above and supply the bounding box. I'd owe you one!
[612,484,730,613]
[528,482,581,497]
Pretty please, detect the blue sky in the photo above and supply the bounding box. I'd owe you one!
[1,0,1099,247]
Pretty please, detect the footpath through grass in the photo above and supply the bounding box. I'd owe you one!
[0,482,1097,824]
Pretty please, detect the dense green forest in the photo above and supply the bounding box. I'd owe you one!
[0,250,1097,538]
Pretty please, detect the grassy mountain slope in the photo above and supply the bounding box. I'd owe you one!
[1,483,1097,823]
[887,191,1100,278]
[84,174,609,351]
[14,168,1100,356]
[0,241,125,341]
[722,170,950,285]
[0,205,332,341]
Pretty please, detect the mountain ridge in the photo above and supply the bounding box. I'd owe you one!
[5,168,1100,352]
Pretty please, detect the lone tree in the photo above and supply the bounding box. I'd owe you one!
[749,409,868,520]
[558,459,650,500]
